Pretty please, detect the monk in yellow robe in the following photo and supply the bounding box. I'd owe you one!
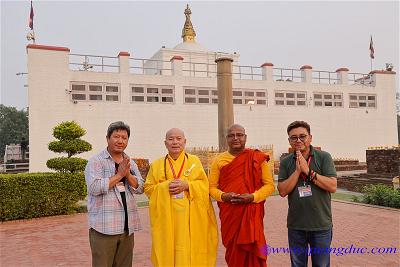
[144,128,218,267]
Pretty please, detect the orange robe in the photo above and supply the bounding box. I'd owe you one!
[218,149,268,267]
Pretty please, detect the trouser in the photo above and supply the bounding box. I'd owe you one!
[288,228,332,267]
[89,228,134,267]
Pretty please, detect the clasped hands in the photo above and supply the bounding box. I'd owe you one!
[295,150,310,176]
[221,192,254,204]
[116,156,138,187]
[169,179,189,195]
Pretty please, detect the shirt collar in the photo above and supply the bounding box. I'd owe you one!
[101,148,112,159]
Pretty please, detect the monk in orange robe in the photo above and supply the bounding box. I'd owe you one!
[209,124,275,267]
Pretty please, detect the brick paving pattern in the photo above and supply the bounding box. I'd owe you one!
[1,196,399,267]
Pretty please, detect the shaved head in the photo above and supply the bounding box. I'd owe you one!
[226,124,247,155]
[227,124,245,135]
[165,128,185,140]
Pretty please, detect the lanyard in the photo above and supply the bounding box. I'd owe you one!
[167,156,186,179]
[300,156,313,184]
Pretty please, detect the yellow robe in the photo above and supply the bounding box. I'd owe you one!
[144,151,218,267]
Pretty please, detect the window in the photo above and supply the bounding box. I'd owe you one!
[183,87,216,104]
[89,85,102,92]
[183,87,267,106]
[89,95,102,100]
[132,96,144,102]
[147,88,158,94]
[132,87,144,93]
[72,94,86,100]
[198,90,209,96]
[106,86,119,93]
[275,90,307,106]
[70,82,120,102]
[313,92,343,108]
[256,92,266,97]
[185,89,196,95]
[72,84,85,91]
[349,94,377,108]
[233,89,267,106]
[199,98,210,103]
[131,84,175,104]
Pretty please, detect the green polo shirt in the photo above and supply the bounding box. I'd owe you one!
[278,145,337,231]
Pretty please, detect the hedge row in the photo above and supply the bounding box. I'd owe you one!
[0,173,87,221]
[361,184,400,209]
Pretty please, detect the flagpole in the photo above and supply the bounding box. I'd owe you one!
[370,57,372,73]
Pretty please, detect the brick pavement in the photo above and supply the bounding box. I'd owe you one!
[1,196,399,267]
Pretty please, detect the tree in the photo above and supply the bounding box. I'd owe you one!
[0,105,28,160]
[46,121,92,173]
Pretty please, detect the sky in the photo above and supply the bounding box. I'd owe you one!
[1,0,399,110]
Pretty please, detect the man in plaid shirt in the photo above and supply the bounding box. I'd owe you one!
[85,121,144,267]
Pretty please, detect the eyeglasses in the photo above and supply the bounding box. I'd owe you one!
[289,134,308,142]
[227,133,246,139]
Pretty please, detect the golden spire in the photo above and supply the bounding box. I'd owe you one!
[182,4,196,42]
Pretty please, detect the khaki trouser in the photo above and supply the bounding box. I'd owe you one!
[89,228,134,267]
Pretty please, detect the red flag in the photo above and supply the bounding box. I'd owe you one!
[29,1,34,30]
[369,35,374,59]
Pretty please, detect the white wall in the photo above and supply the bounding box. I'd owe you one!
[27,45,398,172]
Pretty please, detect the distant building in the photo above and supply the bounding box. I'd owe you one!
[27,5,397,172]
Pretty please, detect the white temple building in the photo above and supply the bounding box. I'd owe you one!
[27,5,398,172]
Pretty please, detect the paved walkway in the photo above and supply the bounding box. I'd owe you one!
[1,196,399,267]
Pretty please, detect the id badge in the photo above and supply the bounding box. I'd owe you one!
[116,182,125,192]
[298,185,312,198]
[173,192,184,199]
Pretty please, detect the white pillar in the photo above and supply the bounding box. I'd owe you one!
[118,52,130,73]
[170,56,184,76]
[261,62,274,81]
[336,68,349,84]
[300,65,312,83]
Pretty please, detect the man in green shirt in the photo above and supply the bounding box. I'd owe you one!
[278,121,337,267]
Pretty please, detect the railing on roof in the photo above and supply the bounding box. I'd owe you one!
[68,54,372,86]
[348,73,373,86]
[69,54,119,72]
[130,58,173,75]
[273,68,303,82]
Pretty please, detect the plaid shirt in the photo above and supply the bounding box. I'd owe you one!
[84,148,144,235]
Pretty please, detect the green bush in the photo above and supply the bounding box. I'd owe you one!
[53,121,86,140]
[46,157,88,173]
[47,121,92,172]
[0,172,87,221]
[361,184,400,208]
[48,140,92,155]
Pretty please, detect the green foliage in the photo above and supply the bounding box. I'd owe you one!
[0,104,28,158]
[46,157,88,173]
[47,121,92,172]
[48,139,92,156]
[361,184,400,208]
[53,121,86,141]
[0,172,87,221]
